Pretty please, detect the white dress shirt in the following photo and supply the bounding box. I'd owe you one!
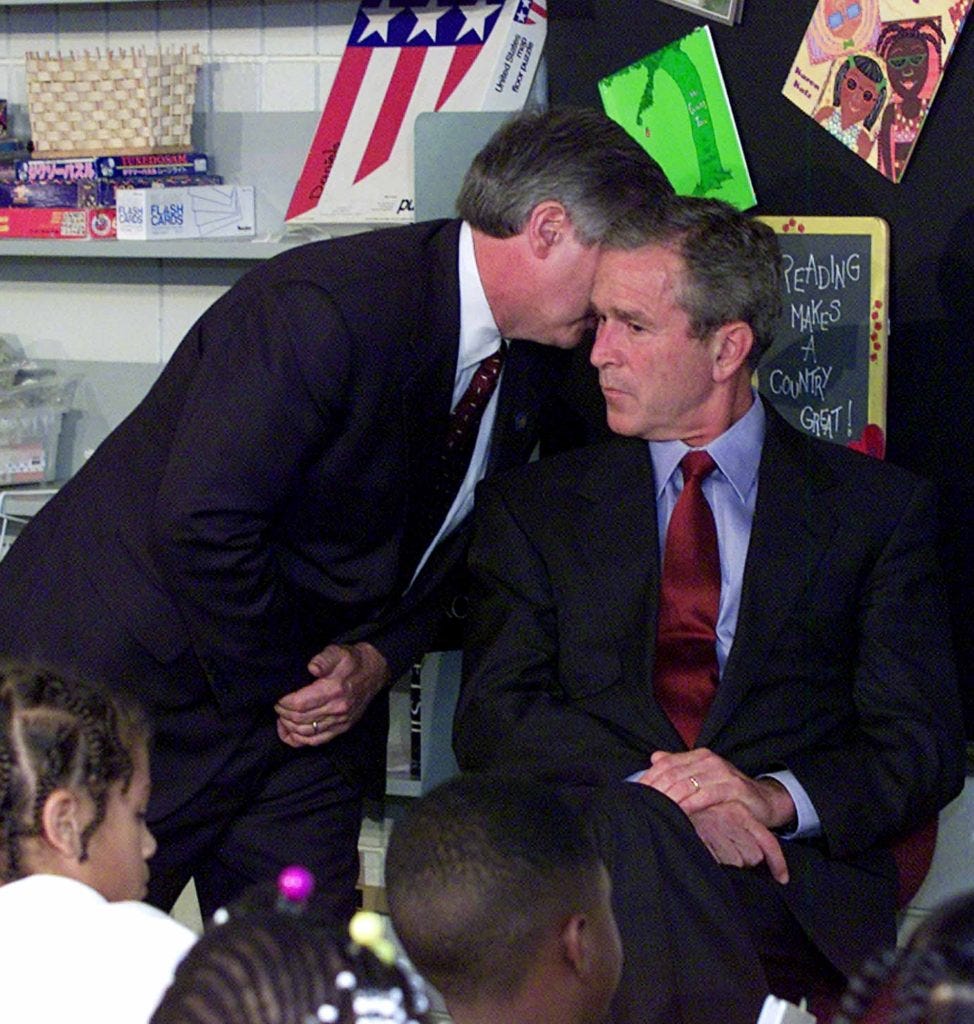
[410,221,505,583]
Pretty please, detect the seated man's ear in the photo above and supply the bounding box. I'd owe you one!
[711,321,754,381]
[40,788,87,860]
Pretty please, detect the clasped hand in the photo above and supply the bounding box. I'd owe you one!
[275,641,390,748]
[638,748,794,884]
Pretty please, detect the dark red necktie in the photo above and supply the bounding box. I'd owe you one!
[652,450,720,747]
[401,344,506,575]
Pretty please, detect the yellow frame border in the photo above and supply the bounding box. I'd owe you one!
[756,214,889,435]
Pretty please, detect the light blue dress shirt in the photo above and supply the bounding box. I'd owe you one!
[642,394,820,838]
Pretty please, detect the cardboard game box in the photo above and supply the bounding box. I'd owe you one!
[285,0,548,228]
[0,206,116,239]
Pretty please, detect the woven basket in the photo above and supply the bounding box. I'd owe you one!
[25,47,203,157]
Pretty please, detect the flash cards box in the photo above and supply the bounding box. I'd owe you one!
[115,185,256,240]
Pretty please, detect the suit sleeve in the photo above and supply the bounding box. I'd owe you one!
[454,477,646,783]
[785,476,966,859]
[147,275,350,709]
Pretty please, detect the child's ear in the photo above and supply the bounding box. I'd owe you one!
[560,912,593,978]
[41,788,86,860]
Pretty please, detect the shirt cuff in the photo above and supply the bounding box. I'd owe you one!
[761,769,821,839]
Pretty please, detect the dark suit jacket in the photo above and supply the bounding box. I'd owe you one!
[454,404,966,973]
[0,219,565,804]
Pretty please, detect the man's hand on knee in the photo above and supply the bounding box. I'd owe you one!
[637,748,797,833]
[689,801,790,884]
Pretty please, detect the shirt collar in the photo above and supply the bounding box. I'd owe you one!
[458,221,503,371]
[649,392,765,502]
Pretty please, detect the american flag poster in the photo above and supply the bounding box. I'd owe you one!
[286,0,548,226]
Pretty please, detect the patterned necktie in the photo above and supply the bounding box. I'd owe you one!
[401,343,506,575]
[652,450,721,747]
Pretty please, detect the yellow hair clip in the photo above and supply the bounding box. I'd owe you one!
[348,910,397,966]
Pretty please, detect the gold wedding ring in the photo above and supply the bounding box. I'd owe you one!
[688,775,701,791]
[312,720,319,735]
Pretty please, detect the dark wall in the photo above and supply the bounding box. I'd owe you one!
[547,0,974,734]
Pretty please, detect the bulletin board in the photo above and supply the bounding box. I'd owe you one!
[755,215,889,458]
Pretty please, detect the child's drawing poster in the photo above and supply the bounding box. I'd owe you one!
[782,0,972,182]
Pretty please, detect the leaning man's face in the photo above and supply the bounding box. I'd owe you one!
[590,244,719,443]
[524,228,602,349]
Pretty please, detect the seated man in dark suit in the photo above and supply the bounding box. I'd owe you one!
[453,194,966,1024]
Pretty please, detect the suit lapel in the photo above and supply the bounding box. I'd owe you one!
[399,222,463,539]
[697,407,841,746]
[573,440,688,749]
[486,339,550,474]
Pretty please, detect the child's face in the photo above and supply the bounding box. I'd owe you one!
[79,743,157,902]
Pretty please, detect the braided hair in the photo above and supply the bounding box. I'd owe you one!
[833,892,974,1024]
[876,18,947,73]
[0,661,147,881]
[151,870,433,1024]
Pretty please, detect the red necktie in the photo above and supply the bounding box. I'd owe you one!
[401,344,506,575]
[652,450,720,747]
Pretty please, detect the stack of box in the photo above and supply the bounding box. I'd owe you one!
[0,150,222,240]
[2,47,254,242]
[0,99,32,187]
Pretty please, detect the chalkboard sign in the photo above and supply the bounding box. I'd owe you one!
[755,216,889,459]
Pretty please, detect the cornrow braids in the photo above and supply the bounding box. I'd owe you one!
[832,947,900,1024]
[0,661,147,882]
[892,948,952,1024]
[151,901,432,1024]
[928,982,974,1024]
[834,890,974,1024]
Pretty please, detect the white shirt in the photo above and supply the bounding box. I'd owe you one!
[410,221,504,583]
[0,874,198,1024]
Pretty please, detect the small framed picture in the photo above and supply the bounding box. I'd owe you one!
[654,0,743,25]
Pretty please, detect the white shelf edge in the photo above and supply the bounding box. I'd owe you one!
[0,239,296,260]
[385,774,423,799]
[0,222,389,260]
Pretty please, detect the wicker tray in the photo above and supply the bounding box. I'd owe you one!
[25,47,203,157]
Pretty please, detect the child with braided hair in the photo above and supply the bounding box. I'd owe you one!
[832,891,974,1024]
[0,661,197,1024]
[151,866,433,1024]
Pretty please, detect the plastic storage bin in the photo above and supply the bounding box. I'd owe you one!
[0,405,63,485]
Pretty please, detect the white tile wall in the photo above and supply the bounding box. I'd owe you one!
[0,1,357,368]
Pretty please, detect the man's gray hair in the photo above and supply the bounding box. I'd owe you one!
[457,106,674,246]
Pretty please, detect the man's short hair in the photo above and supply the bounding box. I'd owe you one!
[604,194,783,368]
[456,106,674,246]
[385,774,605,1004]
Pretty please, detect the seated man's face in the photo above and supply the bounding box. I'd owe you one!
[590,244,720,444]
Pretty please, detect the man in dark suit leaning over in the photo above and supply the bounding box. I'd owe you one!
[0,108,673,919]
[454,195,966,1024]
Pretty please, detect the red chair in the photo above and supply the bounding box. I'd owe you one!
[813,817,939,1023]
[890,816,939,909]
